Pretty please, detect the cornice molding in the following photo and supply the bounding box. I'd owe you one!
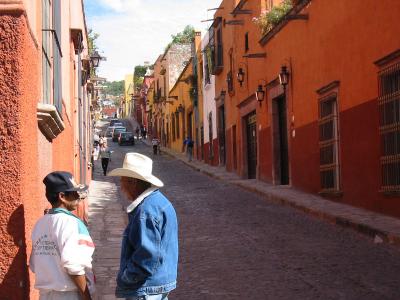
[37,103,65,140]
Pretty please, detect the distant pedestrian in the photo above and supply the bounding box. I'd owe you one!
[152,137,160,155]
[140,125,145,139]
[142,127,147,140]
[30,171,95,300]
[99,134,106,147]
[183,136,194,162]
[99,143,112,176]
[135,126,140,140]
[108,153,178,299]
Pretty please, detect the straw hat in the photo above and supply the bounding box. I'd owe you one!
[108,153,164,187]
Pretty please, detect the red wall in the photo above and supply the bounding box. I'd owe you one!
[215,0,400,217]
[0,12,42,299]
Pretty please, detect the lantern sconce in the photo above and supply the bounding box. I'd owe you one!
[90,50,102,68]
[237,68,245,86]
[279,65,289,90]
[255,79,267,105]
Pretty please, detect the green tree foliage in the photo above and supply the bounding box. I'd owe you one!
[88,29,99,55]
[171,25,195,44]
[165,25,195,51]
[88,29,100,76]
[133,65,147,88]
[104,80,124,96]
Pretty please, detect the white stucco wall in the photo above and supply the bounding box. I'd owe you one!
[201,32,217,144]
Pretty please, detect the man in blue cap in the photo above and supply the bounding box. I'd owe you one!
[30,171,95,300]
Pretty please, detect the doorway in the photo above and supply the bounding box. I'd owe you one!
[187,112,193,138]
[246,111,257,179]
[272,95,289,185]
[218,105,226,165]
[232,125,237,170]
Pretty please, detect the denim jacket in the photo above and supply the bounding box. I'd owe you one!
[116,190,178,298]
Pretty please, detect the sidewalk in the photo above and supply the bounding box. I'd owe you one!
[88,173,127,299]
[141,138,400,246]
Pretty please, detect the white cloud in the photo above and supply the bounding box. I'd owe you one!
[87,0,222,81]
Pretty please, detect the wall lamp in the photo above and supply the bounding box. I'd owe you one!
[237,68,245,86]
[279,65,289,89]
[255,80,267,105]
[90,50,101,68]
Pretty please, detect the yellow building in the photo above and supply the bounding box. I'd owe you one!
[168,60,194,153]
[124,74,134,118]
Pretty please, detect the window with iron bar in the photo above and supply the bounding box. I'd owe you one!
[378,62,400,192]
[172,114,176,141]
[42,0,62,113]
[53,0,62,114]
[176,112,180,139]
[42,0,51,104]
[318,94,340,192]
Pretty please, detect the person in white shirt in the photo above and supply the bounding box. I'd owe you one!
[151,137,160,155]
[98,144,112,175]
[30,171,95,300]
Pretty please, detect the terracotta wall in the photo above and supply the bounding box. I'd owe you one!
[0,11,42,299]
[215,0,400,217]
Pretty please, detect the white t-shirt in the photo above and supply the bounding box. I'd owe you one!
[30,208,95,292]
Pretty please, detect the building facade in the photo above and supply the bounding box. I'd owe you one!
[201,31,218,165]
[209,0,400,217]
[123,74,134,118]
[0,0,93,297]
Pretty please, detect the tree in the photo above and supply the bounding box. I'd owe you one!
[165,25,195,51]
[171,25,195,44]
[88,29,100,77]
[133,65,150,88]
[104,80,124,96]
[88,29,99,55]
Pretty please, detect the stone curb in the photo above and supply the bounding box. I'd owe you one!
[146,141,400,246]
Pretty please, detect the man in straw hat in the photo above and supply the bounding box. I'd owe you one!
[108,153,178,300]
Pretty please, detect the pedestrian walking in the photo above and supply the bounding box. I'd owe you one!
[183,136,194,162]
[99,143,112,176]
[30,171,95,300]
[143,127,147,140]
[152,137,160,155]
[99,134,106,147]
[135,126,140,140]
[108,153,178,299]
[140,125,145,139]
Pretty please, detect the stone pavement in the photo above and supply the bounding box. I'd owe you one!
[88,121,400,299]
[88,173,126,299]
[140,138,400,246]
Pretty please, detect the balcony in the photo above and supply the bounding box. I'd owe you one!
[212,44,223,75]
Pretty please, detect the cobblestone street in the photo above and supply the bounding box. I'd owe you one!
[89,131,400,300]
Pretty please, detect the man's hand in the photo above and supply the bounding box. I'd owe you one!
[70,274,92,300]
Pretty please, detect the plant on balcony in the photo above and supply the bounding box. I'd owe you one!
[205,45,214,75]
[253,0,293,35]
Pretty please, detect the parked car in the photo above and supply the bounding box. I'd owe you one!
[109,119,121,127]
[118,132,135,146]
[106,126,116,137]
[112,127,127,142]
[113,122,124,127]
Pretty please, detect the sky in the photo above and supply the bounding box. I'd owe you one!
[84,0,222,81]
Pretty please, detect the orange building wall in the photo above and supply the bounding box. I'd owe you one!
[0,11,43,299]
[221,0,400,217]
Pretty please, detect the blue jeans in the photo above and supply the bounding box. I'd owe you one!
[126,294,168,300]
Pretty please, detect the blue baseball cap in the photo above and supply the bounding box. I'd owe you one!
[43,171,88,194]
